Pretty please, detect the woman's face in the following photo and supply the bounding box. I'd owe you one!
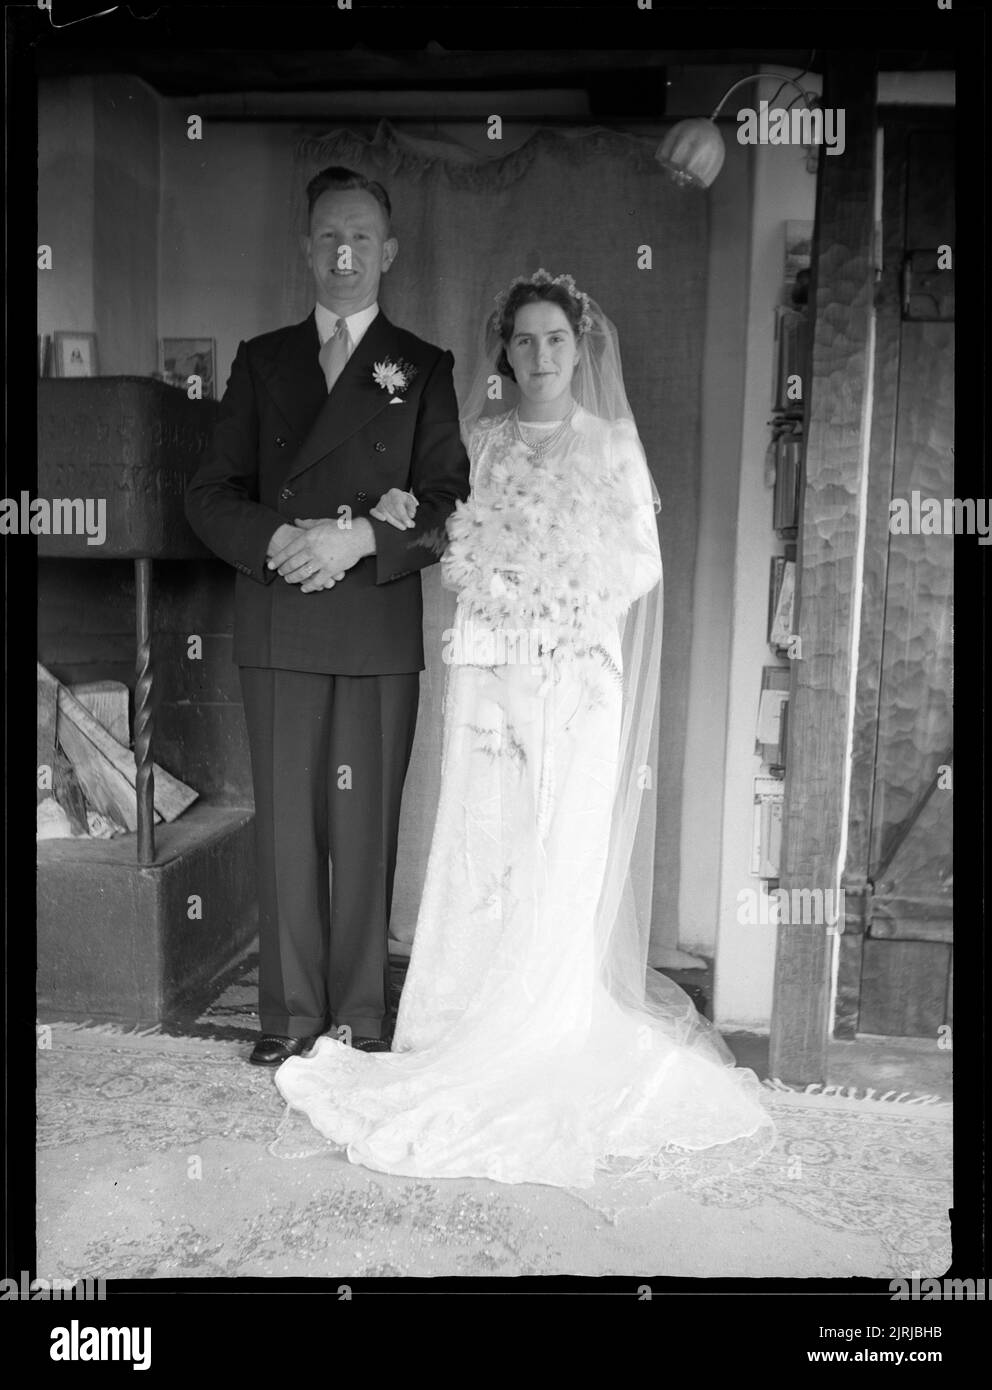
[505,301,580,409]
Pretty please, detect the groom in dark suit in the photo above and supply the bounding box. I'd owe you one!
[185,166,470,1064]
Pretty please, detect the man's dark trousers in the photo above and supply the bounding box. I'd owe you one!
[240,665,419,1041]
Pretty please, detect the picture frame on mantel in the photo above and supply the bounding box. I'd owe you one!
[53,331,99,378]
[160,337,216,399]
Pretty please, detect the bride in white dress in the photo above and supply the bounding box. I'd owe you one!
[274,270,775,1189]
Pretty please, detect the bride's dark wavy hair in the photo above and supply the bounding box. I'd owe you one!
[495,283,586,383]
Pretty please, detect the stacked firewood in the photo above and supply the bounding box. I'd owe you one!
[37,662,197,839]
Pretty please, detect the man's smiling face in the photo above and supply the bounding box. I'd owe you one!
[304,187,398,313]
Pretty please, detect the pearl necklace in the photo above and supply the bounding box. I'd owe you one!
[512,402,576,459]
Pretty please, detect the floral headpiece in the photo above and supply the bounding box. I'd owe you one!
[490,268,594,337]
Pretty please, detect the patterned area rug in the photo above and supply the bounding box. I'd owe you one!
[36,1025,951,1280]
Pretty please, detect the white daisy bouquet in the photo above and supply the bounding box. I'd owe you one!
[442,430,636,650]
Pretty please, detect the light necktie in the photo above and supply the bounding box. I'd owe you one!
[318,317,352,393]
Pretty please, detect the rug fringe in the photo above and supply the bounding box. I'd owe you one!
[40,1019,163,1037]
[764,1077,951,1109]
[40,1021,246,1058]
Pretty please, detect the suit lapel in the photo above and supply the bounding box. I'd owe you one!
[284,310,400,484]
[254,313,326,436]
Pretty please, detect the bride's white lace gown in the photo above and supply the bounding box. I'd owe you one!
[275,408,775,1188]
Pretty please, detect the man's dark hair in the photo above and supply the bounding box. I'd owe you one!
[305,166,392,232]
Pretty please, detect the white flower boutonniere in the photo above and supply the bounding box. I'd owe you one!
[372,357,418,403]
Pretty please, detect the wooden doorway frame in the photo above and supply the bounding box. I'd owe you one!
[769,54,879,1083]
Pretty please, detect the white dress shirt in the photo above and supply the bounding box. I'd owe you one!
[314,300,379,349]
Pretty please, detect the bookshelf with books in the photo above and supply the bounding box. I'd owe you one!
[752,229,811,884]
[769,225,811,539]
[769,307,808,538]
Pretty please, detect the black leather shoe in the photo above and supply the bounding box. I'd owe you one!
[248,1033,319,1066]
[350,1036,391,1053]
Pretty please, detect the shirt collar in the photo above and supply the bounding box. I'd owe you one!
[315,300,379,345]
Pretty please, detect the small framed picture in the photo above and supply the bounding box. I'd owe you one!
[54,331,98,378]
[160,337,216,398]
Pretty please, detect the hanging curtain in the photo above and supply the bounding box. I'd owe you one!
[285,120,707,962]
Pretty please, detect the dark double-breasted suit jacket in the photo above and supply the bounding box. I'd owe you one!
[185,308,471,674]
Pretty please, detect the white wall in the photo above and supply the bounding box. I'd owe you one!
[38,77,96,344]
[677,138,751,958]
[93,77,160,376]
[158,116,296,386]
[711,77,820,1028]
[38,75,160,375]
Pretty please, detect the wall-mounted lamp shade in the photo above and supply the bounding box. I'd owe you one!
[655,118,726,189]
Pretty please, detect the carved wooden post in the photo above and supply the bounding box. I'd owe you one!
[769,54,879,1082]
[134,557,156,865]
